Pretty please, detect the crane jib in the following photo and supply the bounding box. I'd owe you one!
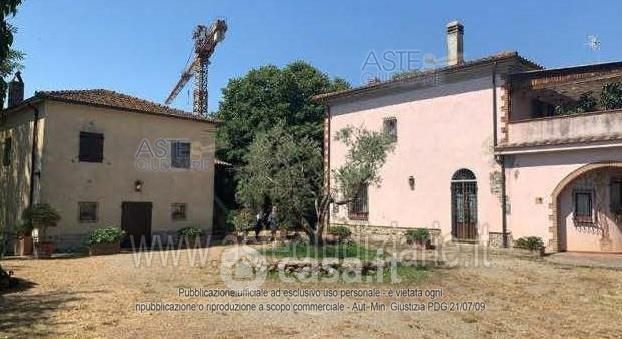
[164,19,227,115]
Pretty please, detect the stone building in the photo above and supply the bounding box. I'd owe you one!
[0,79,218,250]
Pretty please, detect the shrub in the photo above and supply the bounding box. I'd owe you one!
[405,228,430,242]
[514,236,544,251]
[178,226,204,239]
[21,204,61,239]
[231,208,255,232]
[601,82,622,110]
[328,225,352,239]
[86,227,124,246]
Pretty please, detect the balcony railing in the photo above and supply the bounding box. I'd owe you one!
[503,109,622,148]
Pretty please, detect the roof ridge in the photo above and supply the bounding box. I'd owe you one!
[314,51,543,102]
[33,89,221,124]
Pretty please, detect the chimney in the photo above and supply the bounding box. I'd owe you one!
[8,71,24,107]
[446,21,464,66]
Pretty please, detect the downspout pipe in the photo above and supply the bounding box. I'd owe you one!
[27,103,40,211]
[325,104,331,229]
[492,62,509,248]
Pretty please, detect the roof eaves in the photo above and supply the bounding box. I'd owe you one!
[313,52,543,103]
[35,91,222,125]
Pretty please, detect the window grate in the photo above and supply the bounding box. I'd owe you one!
[348,185,369,220]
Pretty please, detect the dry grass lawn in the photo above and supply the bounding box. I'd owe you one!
[1,245,621,338]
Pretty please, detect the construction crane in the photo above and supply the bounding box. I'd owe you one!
[165,19,227,116]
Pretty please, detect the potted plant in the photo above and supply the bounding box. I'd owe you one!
[405,228,432,249]
[22,204,61,258]
[86,227,124,256]
[13,222,34,256]
[177,226,206,248]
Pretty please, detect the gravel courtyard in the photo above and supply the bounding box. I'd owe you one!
[1,245,621,338]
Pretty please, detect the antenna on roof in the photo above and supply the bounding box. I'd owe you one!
[586,35,602,63]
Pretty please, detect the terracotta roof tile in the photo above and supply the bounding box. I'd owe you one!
[313,51,542,102]
[35,89,220,124]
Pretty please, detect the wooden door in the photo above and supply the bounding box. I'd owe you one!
[121,202,152,248]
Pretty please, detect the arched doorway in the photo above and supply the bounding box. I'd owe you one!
[551,162,622,252]
[451,169,478,240]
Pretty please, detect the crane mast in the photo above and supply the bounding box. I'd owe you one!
[165,19,227,117]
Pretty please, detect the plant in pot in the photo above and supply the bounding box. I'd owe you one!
[405,228,432,249]
[86,227,124,256]
[22,204,61,258]
[13,222,34,256]
[177,226,206,248]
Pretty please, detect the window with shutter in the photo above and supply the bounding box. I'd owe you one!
[79,132,104,163]
[171,141,191,168]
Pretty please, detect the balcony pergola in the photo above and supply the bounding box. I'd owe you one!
[498,61,622,152]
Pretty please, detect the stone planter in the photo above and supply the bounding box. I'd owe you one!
[89,241,121,256]
[14,236,33,256]
[407,239,432,250]
[35,241,55,258]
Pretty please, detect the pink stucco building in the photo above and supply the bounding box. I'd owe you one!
[316,22,622,253]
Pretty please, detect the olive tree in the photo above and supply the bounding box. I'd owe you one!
[237,123,394,245]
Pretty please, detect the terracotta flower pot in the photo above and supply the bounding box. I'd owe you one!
[89,241,121,256]
[35,241,55,258]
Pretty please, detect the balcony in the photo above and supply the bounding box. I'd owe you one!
[504,109,622,149]
[499,61,622,152]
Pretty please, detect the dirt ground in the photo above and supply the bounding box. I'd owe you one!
[1,245,621,339]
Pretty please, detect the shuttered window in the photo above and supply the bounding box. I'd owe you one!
[79,132,104,163]
[171,141,191,169]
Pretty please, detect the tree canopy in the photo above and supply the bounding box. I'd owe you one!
[237,123,395,244]
[0,0,23,109]
[215,61,349,165]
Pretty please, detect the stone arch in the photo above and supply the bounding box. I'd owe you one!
[550,161,622,252]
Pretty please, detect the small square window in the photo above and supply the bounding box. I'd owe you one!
[171,141,191,169]
[574,191,594,224]
[78,202,98,223]
[171,203,187,221]
[383,117,397,142]
[3,137,12,167]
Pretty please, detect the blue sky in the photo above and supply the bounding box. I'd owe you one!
[10,0,622,113]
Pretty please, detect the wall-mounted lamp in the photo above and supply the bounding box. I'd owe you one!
[134,180,143,192]
[408,176,415,190]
